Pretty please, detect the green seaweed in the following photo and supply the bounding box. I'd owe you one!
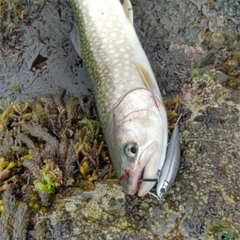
[79,118,100,134]
[191,68,215,80]
[36,168,56,195]
[206,221,238,240]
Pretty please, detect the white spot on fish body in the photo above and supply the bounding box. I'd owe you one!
[116,39,124,45]
[91,32,97,38]
[106,22,113,28]
[97,21,102,27]
[111,9,117,15]
[108,49,115,54]
[114,74,120,78]
[110,16,117,21]
[88,11,94,17]
[124,72,129,78]
[120,29,125,34]
[99,3,109,12]
[111,33,117,38]
[100,33,106,38]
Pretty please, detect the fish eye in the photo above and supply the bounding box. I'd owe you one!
[124,143,138,158]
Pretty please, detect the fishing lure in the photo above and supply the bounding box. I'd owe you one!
[142,122,181,200]
[156,123,181,199]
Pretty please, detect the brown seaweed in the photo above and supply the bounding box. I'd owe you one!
[0,91,112,205]
[0,186,29,239]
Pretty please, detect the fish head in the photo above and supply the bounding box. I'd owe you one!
[106,89,168,196]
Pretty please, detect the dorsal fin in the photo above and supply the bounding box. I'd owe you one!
[122,0,133,25]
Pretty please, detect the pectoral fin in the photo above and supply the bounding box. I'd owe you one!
[71,23,82,57]
[122,0,133,25]
[134,62,161,100]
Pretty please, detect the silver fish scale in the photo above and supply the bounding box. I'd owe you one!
[70,0,146,132]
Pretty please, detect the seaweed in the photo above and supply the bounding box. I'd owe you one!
[206,220,238,240]
[0,88,114,237]
[0,156,16,184]
[0,186,29,239]
[191,68,216,80]
[61,138,76,186]
[33,220,47,240]
[163,94,183,131]
[0,91,112,206]
[35,160,63,198]
[22,123,60,153]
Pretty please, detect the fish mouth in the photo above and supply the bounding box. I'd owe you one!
[119,164,146,195]
[119,141,159,196]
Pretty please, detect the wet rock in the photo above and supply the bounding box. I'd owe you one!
[215,71,229,84]
[33,183,156,239]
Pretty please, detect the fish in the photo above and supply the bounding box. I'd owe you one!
[156,123,180,199]
[70,0,168,196]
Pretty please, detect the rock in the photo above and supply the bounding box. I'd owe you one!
[215,71,229,84]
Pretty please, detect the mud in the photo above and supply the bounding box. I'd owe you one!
[0,0,90,103]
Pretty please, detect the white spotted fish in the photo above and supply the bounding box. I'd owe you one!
[70,0,168,196]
